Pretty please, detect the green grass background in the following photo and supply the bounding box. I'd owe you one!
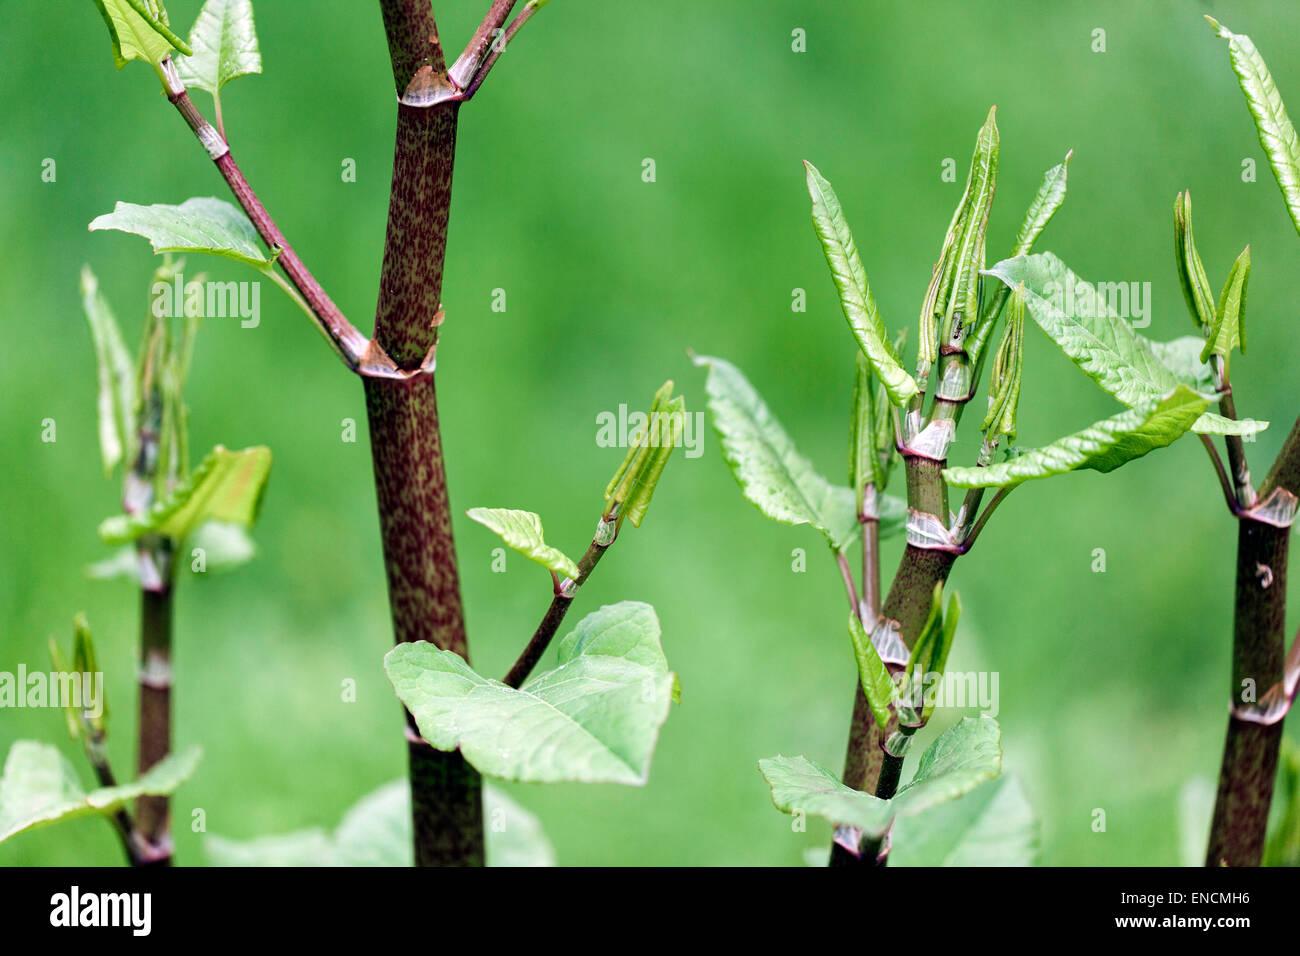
[3,0,1300,865]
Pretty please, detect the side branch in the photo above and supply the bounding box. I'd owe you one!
[503,511,619,688]
[160,62,380,375]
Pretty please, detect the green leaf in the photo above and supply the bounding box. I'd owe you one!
[0,741,199,843]
[1148,336,1215,388]
[759,717,1002,839]
[944,386,1209,489]
[1208,17,1300,239]
[942,107,999,344]
[985,253,1265,436]
[385,602,677,785]
[695,355,905,550]
[205,781,554,867]
[466,508,580,580]
[92,0,192,75]
[847,612,897,731]
[89,198,273,270]
[1011,152,1072,258]
[1174,191,1216,331]
[174,0,262,96]
[981,282,1025,441]
[905,588,961,723]
[1203,245,1250,365]
[966,151,1072,365]
[603,381,683,528]
[80,265,137,476]
[891,774,1038,866]
[99,444,272,544]
[804,162,918,407]
[849,351,885,496]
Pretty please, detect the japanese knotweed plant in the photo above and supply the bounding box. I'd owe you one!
[1172,17,1300,867]
[698,106,1229,866]
[0,257,275,864]
[47,0,685,867]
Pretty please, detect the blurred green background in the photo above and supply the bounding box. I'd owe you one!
[3,0,1300,866]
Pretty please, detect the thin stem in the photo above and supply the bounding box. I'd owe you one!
[1200,433,1240,515]
[503,515,617,688]
[1217,383,1255,507]
[460,1,546,100]
[82,731,150,866]
[160,64,373,372]
[449,0,519,89]
[836,549,860,619]
[861,522,880,620]
[959,485,1012,554]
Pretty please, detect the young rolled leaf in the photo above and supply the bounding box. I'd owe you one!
[1012,152,1072,258]
[966,150,1071,365]
[385,602,677,785]
[942,107,999,344]
[174,0,262,97]
[695,355,906,549]
[80,266,137,476]
[944,386,1209,489]
[1208,17,1300,239]
[205,781,555,867]
[804,161,919,407]
[985,253,1266,436]
[1203,245,1250,366]
[890,773,1037,866]
[465,508,580,580]
[99,444,272,544]
[981,282,1025,442]
[1174,191,1216,331]
[92,0,192,78]
[0,741,200,844]
[848,611,897,731]
[759,717,1002,838]
[904,587,961,723]
[848,351,885,499]
[604,381,682,527]
[90,197,275,271]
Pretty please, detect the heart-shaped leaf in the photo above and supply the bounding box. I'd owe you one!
[0,741,200,843]
[205,781,554,867]
[466,508,580,580]
[174,0,262,96]
[90,198,274,271]
[386,601,677,785]
[759,716,1003,839]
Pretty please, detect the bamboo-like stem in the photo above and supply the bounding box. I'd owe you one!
[503,515,617,689]
[861,487,881,619]
[370,4,485,868]
[1206,412,1300,865]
